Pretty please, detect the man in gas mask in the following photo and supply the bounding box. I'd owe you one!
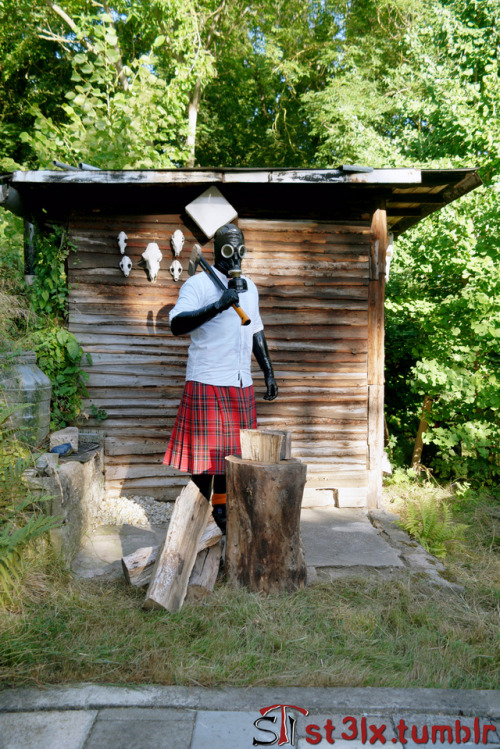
[163,223,278,532]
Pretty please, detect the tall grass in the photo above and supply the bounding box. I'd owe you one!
[1,477,498,690]
[0,542,498,689]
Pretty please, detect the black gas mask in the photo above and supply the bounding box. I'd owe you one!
[213,223,248,293]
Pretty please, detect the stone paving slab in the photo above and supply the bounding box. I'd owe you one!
[190,710,259,749]
[0,709,97,749]
[71,508,413,583]
[300,508,404,569]
[390,713,500,746]
[84,707,195,749]
[72,524,166,579]
[1,687,499,749]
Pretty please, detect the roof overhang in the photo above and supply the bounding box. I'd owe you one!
[0,166,482,237]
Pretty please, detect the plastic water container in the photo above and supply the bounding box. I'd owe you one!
[0,351,52,445]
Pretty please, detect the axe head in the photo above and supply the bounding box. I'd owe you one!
[188,244,203,276]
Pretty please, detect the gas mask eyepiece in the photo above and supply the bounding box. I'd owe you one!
[220,244,247,259]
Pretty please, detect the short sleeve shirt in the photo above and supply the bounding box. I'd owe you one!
[169,266,264,387]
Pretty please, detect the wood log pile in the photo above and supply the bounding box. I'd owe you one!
[121,429,306,611]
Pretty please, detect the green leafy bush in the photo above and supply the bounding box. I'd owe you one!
[28,226,72,319]
[30,325,90,430]
[399,494,467,558]
[25,226,91,429]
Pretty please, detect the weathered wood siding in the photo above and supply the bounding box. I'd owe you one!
[68,214,372,505]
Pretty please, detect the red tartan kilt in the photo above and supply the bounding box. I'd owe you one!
[163,381,257,475]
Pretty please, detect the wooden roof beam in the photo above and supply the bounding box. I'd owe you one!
[9,168,423,187]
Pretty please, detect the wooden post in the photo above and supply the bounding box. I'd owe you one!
[143,480,212,612]
[225,454,307,594]
[367,207,388,508]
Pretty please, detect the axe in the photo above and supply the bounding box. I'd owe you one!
[188,244,251,326]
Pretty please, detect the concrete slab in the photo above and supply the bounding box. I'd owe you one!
[298,740,400,748]
[84,707,195,749]
[190,710,260,749]
[2,686,499,718]
[297,713,397,747]
[71,524,166,579]
[0,709,96,749]
[68,506,458,589]
[300,508,404,569]
[391,713,500,747]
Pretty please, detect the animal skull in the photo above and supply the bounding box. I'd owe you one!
[118,231,128,254]
[171,230,184,257]
[170,258,183,282]
[142,242,163,282]
[119,255,132,277]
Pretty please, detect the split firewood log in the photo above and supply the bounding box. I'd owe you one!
[142,480,213,612]
[121,518,222,588]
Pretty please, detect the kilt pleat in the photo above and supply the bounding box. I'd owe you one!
[163,380,257,474]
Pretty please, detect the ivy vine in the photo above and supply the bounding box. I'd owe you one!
[28,226,91,430]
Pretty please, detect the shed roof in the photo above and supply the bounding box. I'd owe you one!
[0,166,482,237]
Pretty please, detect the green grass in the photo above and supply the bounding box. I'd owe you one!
[0,484,499,691]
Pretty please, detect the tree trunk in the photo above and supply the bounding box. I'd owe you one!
[225,456,307,594]
[411,395,433,469]
[186,78,202,168]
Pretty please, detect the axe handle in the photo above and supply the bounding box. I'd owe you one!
[199,259,251,327]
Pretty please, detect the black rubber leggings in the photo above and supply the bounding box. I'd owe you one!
[191,474,226,501]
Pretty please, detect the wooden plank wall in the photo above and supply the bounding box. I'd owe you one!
[67,214,371,505]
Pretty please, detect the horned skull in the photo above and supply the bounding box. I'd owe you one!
[170,258,183,282]
[118,231,128,254]
[171,230,184,257]
[119,255,132,277]
[142,242,162,283]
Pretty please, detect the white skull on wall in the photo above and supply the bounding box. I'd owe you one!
[171,230,184,256]
[170,258,183,282]
[142,242,162,283]
[118,231,128,254]
[119,255,132,277]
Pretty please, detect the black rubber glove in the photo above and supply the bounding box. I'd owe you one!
[171,288,239,336]
[252,330,278,400]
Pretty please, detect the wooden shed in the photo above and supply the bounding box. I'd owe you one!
[1,167,482,508]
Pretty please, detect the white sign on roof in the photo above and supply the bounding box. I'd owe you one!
[185,186,238,238]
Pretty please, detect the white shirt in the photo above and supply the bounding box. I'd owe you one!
[170,266,264,387]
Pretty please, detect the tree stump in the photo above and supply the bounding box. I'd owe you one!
[225,456,307,594]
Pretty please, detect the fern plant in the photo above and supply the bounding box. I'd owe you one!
[0,401,61,604]
[400,494,467,558]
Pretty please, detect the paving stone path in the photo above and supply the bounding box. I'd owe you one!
[72,507,460,591]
